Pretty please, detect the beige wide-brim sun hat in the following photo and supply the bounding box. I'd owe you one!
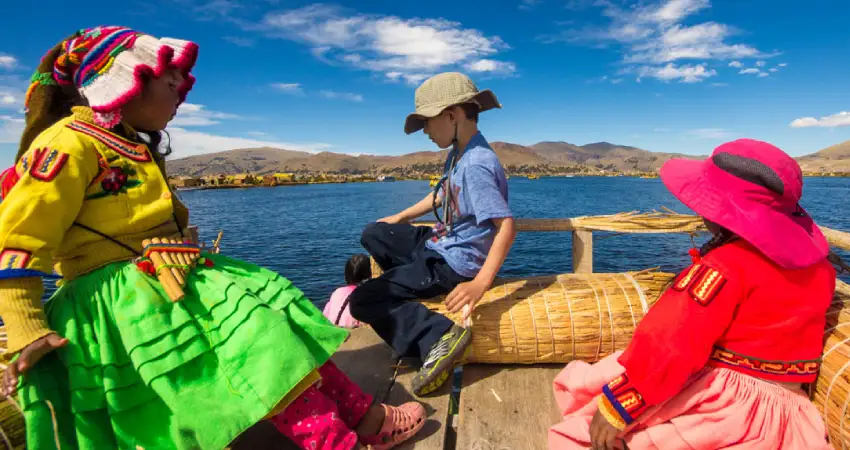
[404,72,501,135]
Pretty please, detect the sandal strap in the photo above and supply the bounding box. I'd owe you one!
[359,403,424,446]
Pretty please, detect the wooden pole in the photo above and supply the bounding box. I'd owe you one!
[572,230,593,274]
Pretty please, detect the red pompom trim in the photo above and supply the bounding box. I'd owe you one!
[688,248,702,263]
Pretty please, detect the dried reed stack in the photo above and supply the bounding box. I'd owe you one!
[810,279,850,448]
[822,227,850,253]
[422,270,675,364]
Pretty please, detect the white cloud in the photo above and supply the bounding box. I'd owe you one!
[0,55,17,70]
[260,4,515,82]
[540,0,771,83]
[1,95,15,105]
[166,127,332,158]
[171,103,241,127]
[223,36,255,47]
[385,71,431,85]
[689,127,733,139]
[465,59,516,75]
[519,0,542,10]
[778,63,787,67]
[638,63,716,83]
[757,72,769,78]
[319,90,364,102]
[270,83,305,95]
[653,127,671,132]
[769,67,778,73]
[790,112,850,128]
[246,131,271,138]
[0,115,24,144]
[755,60,766,67]
[710,82,728,87]
[739,68,760,74]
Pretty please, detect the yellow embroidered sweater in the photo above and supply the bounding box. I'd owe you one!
[0,107,189,353]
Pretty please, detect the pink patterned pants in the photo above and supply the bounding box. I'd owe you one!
[270,361,373,450]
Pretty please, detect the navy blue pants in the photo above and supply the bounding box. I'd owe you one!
[348,222,468,361]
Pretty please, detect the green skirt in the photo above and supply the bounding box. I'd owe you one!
[18,253,348,450]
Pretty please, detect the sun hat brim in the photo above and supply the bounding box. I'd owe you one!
[660,158,829,269]
[404,89,500,135]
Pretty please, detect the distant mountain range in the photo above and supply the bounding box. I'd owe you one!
[166,139,850,177]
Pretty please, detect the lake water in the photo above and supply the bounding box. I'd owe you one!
[178,176,850,307]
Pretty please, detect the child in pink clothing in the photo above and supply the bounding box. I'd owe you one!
[323,254,371,327]
[549,140,836,450]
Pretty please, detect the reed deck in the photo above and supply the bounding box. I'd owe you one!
[331,327,563,450]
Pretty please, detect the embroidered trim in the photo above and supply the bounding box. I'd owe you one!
[0,269,60,280]
[599,373,648,429]
[90,152,111,187]
[30,148,69,181]
[709,347,821,377]
[598,394,628,430]
[0,249,32,270]
[672,263,704,291]
[688,267,726,306]
[66,120,152,162]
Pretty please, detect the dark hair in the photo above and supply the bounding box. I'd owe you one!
[699,226,737,257]
[345,254,372,285]
[454,102,479,123]
[18,32,87,162]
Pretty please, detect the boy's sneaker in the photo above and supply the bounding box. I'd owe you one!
[412,325,471,397]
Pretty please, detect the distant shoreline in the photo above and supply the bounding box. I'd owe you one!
[173,172,849,192]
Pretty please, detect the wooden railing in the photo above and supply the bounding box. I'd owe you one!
[413,211,850,274]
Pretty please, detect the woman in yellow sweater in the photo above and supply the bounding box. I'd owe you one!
[0,26,426,450]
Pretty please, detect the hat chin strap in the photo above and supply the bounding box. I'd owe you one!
[432,121,461,232]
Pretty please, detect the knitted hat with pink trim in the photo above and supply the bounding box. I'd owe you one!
[27,26,198,128]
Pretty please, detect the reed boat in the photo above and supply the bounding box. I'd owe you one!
[1,211,849,450]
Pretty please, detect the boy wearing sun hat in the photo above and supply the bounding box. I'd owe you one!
[348,72,517,396]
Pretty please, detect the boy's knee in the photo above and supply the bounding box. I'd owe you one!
[360,222,383,248]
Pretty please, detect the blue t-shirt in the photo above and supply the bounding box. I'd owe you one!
[426,132,512,278]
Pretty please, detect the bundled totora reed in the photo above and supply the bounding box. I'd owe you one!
[422,270,675,364]
[811,279,850,448]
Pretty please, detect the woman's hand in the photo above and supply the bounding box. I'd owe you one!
[2,333,68,397]
[590,409,626,450]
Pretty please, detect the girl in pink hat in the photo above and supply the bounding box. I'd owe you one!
[548,139,837,450]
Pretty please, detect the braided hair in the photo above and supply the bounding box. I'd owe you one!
[698,226,738,257]
[18,32,87,162]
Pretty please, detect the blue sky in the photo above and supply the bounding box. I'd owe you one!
[1,0,849,167]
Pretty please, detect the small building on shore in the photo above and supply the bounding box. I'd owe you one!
[231,174,257,185]
[169,176,202,189]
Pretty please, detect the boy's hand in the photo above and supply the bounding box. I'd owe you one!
[445,279,489,321]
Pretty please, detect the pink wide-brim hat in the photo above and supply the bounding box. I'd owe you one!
[660,138,829,269]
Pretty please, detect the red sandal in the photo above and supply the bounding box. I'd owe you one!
[359,402,426,450]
